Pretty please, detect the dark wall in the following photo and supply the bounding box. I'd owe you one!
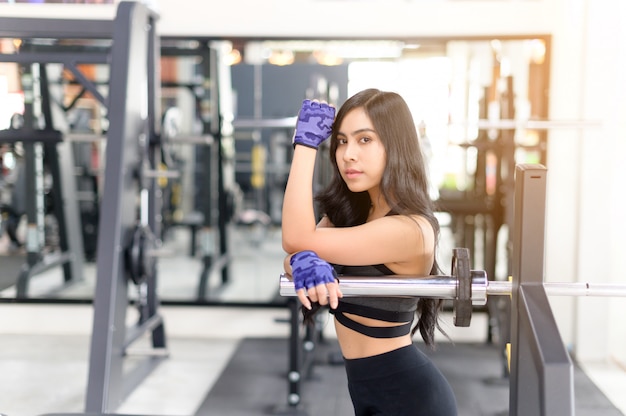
[231,62,349,119]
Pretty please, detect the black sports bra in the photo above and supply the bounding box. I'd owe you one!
[329,264,417,339]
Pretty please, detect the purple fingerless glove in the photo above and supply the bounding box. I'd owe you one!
[290,250,337,291]
[292,100,335,149]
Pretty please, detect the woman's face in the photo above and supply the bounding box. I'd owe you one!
[335,107,387,196]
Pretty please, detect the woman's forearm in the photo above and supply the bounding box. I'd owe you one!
[283,254,293,276]
[282,145,318,252]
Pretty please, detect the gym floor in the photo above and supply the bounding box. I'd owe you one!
[0,226,625,416]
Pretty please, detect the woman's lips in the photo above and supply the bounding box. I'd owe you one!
[344,169,362,179]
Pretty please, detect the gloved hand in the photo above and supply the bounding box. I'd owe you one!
[292,99,335,149]
[290,250,341,309]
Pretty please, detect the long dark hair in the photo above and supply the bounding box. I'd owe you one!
[315,88,444,347]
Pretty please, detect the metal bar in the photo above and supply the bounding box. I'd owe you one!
[287,298,301,407]
[65,64,108,105]
[279,274,626,300]
[171,135,215,145]
[85,2,164,413]
[0,129,63,144]
[65,133,107,143]
[280,274,458,298]
[124,314,165,350]
[449,119,603,130]
[518,284,574,416]
[279,272,489,305]
[17,252,75,297]
[233,117,297,129]
[0,52,109,65]
[0,17,114,39]
[143,169,181,179]
[486,281,626,298]
[543,282,626,297]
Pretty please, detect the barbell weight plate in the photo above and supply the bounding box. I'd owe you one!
[124,224,156,285]
[452,247,472,327]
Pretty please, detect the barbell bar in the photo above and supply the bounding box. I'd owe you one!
[279,247,626,327]
[448,118,603,130]
[278,274,626,303]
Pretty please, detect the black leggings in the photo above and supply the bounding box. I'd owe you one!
[344,344,457,416]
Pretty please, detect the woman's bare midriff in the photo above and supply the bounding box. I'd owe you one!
[334,312,413,359]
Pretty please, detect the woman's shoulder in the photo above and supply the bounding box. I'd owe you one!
[383,212,435,233]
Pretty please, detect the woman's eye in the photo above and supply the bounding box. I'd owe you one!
[360,136,371,143]
[337,138,347,145]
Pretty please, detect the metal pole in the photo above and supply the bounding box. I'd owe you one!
[509,164,573,416]
[490,281,626,297]
[279,274,626,300]
[279,273,487,304]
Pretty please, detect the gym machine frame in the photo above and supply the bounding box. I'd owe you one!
[160,38,233,301]
[280,164,613,415]
[83,3,166,413]
[2,3,166,412]
[0,17,89,298]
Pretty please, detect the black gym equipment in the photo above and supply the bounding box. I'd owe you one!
[451,247,473,327]
[125,224,158,286]
[280,164,626,416]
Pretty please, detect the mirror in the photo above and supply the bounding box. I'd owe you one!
[0,35,550,305]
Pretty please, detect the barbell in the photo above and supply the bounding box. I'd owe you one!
[279,248,626,326]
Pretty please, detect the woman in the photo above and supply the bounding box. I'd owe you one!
[282,89,457,415]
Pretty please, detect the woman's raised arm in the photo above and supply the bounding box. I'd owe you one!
[282,100,335,253]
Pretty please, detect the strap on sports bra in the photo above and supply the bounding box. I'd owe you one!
[330,301,415,339]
